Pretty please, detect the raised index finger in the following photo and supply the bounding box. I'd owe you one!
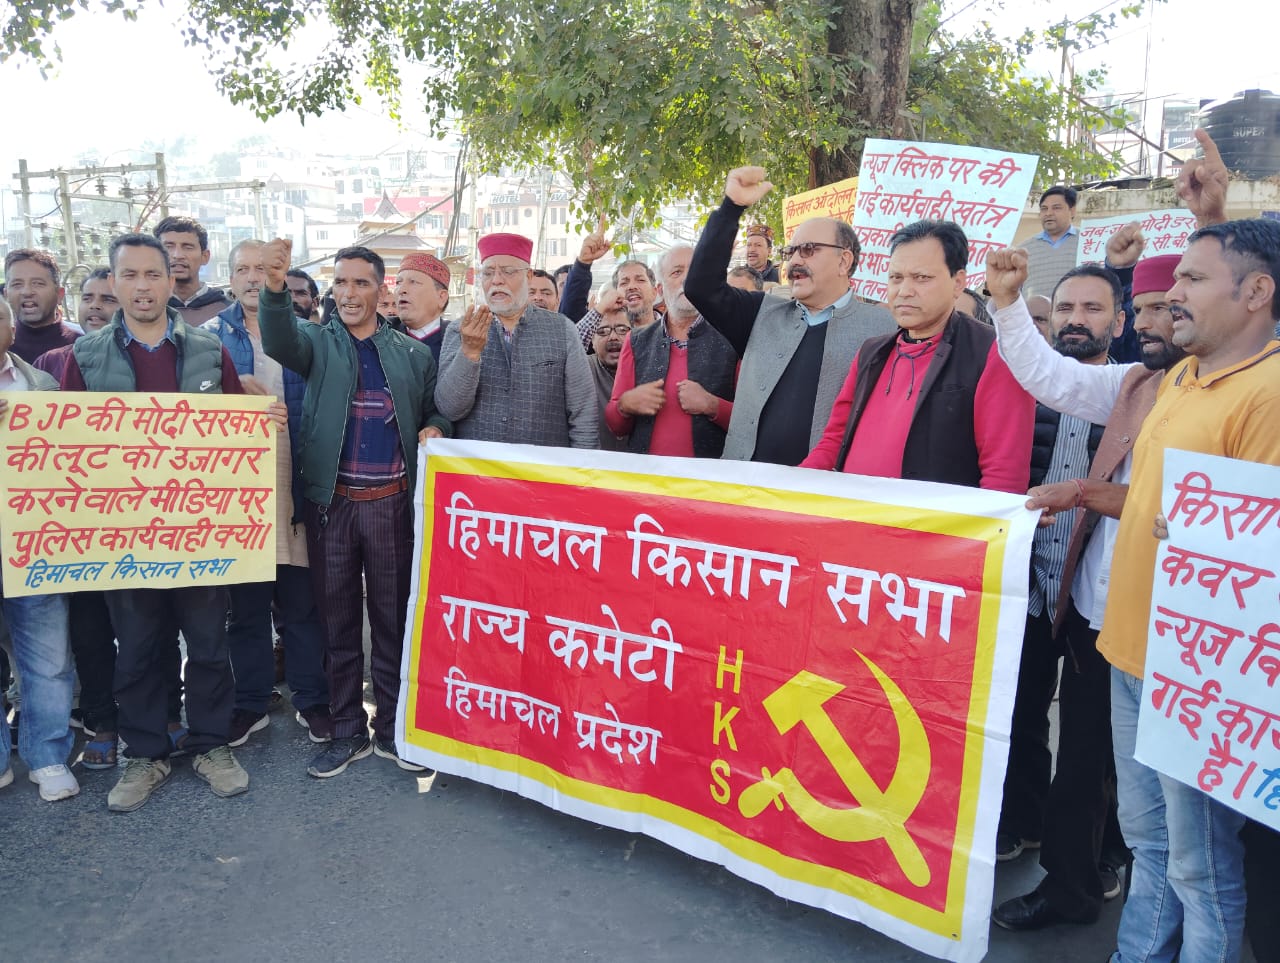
[597,212,608,235]
[1194,128,1225,168]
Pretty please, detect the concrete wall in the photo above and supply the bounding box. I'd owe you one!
[1011,181,1280,245]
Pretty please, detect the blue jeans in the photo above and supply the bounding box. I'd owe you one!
[0,591,73,772]
[1110,667,1247,963]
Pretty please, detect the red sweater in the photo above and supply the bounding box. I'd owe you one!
[606,337,733,457]
[801,338,1032,494]
[61,340,244,394]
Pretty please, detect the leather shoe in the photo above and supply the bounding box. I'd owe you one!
[991,890,1081,931]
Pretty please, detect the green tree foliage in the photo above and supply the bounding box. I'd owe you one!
[906,3,1144,188]
[3,0,1147,228]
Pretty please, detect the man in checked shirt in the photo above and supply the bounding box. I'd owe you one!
[260,239,451,779]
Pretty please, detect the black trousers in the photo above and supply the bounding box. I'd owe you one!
[105,585,233,759]
[68,591,117,733]
[305,492,412,743]
[227,566,328,714]
[1001,608,1125,920]
[70,591,185,732]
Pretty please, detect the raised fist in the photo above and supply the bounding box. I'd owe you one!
[725,167,774,208]
[262,238,292,292]
[984,248,1029,308]
[1105,222,1146,270]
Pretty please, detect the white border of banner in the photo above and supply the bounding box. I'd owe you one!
[398,439,1036,962]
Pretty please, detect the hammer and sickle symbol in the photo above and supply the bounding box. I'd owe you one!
[737,650,932,887]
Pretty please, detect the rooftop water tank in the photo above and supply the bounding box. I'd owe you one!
[1199,89,1280,179]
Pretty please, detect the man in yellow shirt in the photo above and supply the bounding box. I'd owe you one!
[1097,218,1280,963]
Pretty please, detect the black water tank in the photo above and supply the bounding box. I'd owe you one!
[1199,89,1280,178]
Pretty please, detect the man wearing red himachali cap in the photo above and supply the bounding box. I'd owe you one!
[435,232,597,448]
[395,252,452,361]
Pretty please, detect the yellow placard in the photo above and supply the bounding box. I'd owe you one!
[1,391,277,596]
[782,177,859,242]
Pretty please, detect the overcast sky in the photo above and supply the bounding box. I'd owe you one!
[1,0,1274,186]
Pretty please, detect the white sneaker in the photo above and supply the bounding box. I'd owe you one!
[29,764,80,801]
[0,766,12,790]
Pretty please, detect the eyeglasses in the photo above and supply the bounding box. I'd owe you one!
[593,324,632,338]
[480,266,525,282]
[779,242,848,260]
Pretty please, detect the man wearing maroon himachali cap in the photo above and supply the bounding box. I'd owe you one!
[395,252,452,361]
[435,232,597,448]
[985,231,1191,937]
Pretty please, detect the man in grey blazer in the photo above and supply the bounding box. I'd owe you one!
[685,167,894,465]
[436,232,597,449]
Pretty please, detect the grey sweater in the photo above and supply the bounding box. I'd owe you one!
[435,305,598,449]
[1019,231,1080,300]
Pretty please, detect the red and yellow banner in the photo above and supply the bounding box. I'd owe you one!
[398,441,1035,961]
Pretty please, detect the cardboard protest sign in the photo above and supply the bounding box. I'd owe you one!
[852,140,1039,300]
[1136,449,1280,830]
[782,177,859,242]
[1,392,276,596]
[1077,209,1198,265]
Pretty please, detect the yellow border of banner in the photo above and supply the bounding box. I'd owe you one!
[405,455,1011,943]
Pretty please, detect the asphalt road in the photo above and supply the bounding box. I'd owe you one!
[2,682,1133,963]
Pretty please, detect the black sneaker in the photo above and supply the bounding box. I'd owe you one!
[307,735,372,778]
[69,707,97,737]
[1100,862,1123,901]
[227,709,270,748]
[373,737,432,774]
[996,831,1040,862]
[296,705,334,743]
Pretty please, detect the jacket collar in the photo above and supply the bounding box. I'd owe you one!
[215,301,248,332]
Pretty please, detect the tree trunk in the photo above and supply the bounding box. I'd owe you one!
[811,0,921,187]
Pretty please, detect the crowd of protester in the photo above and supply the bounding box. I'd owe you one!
[1,127,1277,963]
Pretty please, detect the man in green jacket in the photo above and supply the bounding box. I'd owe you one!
[260,239,451,778]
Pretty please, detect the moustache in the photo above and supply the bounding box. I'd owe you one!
[1170,304,1192,321]
[1057,324,1094,338]
[789,267,811,279]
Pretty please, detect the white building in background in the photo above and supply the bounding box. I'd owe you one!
[304,220,359,266]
